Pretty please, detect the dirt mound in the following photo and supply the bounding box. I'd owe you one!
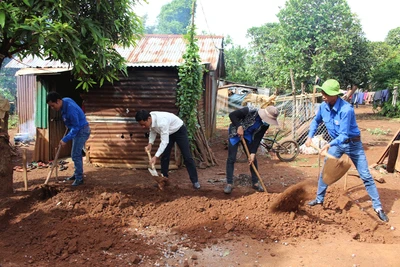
[269,180,316,212]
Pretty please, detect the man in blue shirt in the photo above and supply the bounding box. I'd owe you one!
[46,92,90,186]
[305,79,389,222]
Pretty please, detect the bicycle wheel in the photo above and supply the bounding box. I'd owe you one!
[275,140,299,162]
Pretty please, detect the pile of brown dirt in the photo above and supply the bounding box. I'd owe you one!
[269,179,316,212]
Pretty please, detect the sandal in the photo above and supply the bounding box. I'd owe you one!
[59,165,68,171]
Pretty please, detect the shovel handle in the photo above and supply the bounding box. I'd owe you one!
[145,148,156,169]
[309,143,337,159]
[44,128,68,185]
[44,143,62,185]
[240,137,268,193]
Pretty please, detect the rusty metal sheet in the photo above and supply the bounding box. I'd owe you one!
[85,68,179,168]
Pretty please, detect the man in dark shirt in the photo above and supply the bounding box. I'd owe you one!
[224,105,279,194]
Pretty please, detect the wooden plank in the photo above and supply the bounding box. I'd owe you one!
[387,143,399,173]
[22,149,28,191]
[396,144,400,172]
[377,129,400,164]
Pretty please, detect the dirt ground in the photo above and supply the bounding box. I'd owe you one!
[1,105,400,267]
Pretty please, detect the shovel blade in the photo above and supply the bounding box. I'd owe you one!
[322,157,351,185]
[148,168,158,176]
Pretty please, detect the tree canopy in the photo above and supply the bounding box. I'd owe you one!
[0,0,144,90]
[155,0,193,34]
[276,0,371,89]
[223,0,377,92]
[385,27,400,48]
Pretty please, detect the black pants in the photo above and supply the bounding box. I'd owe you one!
[226,138,259,185]
[160,125,198,184]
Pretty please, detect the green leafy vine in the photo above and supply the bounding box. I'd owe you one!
[176,1,203,146]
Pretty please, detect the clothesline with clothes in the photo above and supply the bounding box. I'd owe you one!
[348,88,392,106]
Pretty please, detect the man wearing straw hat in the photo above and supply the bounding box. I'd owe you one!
[305,79,389,222]
[224,105,279,194]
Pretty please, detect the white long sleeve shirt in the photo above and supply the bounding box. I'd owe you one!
[148,111,184,157]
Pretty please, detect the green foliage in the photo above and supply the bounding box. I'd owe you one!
[0,0,144,90]
[276,0,370,89]
[225,0,374,91]
[0,59,17,101]
[366,127,391,135]
[8,114,18,129]
[176,1,203,145]
[385,27,400,47]
[378,101,400,118]
[224,42,253,85]
[370,43,400,89]
[246,22,290,88]
[156,0,192,34]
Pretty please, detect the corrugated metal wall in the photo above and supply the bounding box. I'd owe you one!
[84,67,179,168]
[16,75,37,138]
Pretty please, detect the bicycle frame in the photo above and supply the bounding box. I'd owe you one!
[260,129,281,152]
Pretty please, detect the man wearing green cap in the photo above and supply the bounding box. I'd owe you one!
[305,79,389,222]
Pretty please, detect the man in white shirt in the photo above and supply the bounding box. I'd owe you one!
[135,110,200,189]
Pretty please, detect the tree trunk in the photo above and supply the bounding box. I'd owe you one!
[0,112,13,196]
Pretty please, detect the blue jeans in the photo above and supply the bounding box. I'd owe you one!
[226,139,259,185]
[315,141,382,210]
[71,125,90,181]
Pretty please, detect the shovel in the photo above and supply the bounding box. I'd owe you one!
[145,148,159,177]
[44,143,62,185]
[240,137,268,193]
[44,128,68,185]
[145,148,168,190]
[310,143,351,185]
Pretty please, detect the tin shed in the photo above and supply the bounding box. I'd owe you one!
[6,34,225,168]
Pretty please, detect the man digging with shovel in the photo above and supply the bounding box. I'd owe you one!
[224,105,279,194]
[46,92,91,186]
[306,79,389,222]
[135,110,200,190]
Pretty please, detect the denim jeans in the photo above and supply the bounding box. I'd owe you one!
[226,139,259,185]
[160,125,198,184]
[315,141,382,210]
[71,125,90,181]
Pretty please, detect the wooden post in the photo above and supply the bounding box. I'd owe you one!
[290,69,296,139]
[55,147,59,181]
[343,155,350,192]
[22,149,28,191]
[312,76,319,105]
[282,110,287,130]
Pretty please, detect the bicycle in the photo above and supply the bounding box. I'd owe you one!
[236,129,299,162]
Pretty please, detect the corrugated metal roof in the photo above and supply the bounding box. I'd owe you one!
[5,34,224,70]
[15,68,72,76]
[5,56,71,69]
[118,34,223,69]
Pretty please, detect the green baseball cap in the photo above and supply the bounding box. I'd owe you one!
[316,79,343,96]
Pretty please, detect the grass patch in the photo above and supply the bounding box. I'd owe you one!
[289,157,308,166]
[366,128,391,136]
[216,115,231,129]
